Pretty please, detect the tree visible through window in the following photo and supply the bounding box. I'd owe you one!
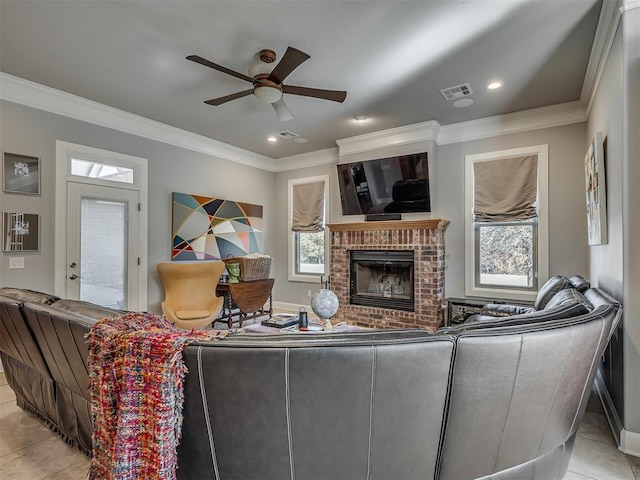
[477,222,536,288]
[296,231,325,275]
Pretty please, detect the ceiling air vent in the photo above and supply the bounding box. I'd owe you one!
[276,130,299,140]
[440,83,473,101]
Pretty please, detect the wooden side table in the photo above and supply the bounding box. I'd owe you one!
[216,278,274,328]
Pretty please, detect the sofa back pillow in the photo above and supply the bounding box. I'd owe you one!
[544,288,593,312]
[569,275,590,292]
[534,275,571,310]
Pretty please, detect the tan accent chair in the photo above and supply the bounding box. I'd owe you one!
[157,261,225,330]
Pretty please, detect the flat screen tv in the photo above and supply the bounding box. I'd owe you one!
[337,152,430,216]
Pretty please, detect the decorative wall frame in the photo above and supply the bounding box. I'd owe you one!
[3,152,40,195]
[171,192,264,260]
[584,132,607,245]
[2,212,40,252]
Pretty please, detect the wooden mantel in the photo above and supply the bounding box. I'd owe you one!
[328,219,449,232]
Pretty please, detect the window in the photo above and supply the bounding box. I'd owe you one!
[71,158,134,184]
[288,175,329,282]
[465,145,548,301]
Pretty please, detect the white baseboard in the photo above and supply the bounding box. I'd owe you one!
[620,428,640,457]
[595,369,640,457]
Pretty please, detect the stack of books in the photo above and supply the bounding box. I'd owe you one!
[261,313,298,328]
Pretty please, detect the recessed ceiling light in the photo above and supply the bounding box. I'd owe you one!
[453,98,474,108]
[267,136,278,142]
[293,137,308,144]
[354,114,369,122]
[487,81,504,90]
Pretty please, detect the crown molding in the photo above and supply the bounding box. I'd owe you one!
[0,72,275,171]
[437,101,587,145]
[2,73,588,174]
[273,147,338,172]
[622,0,640,11]
[336,120,440,157]
[580,0,623,116]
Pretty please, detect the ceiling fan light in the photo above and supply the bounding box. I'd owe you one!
[254,85,282,104]
[249,61,273,78]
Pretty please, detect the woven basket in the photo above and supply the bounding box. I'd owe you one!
[223,255,272,281]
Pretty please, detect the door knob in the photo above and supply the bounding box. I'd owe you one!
[69,274,80,280]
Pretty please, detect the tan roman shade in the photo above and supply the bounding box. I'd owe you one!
[292,181,325,232]
[473,155,538,222]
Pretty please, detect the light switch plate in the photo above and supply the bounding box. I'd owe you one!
[9,257,24,269]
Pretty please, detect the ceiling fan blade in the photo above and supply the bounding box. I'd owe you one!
[187,55,253,83]
[283,85,347,103]
[267,47,310,84]
[204,89,253,106]
[272,99,294,122]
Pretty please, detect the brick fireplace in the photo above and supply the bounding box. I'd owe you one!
[328,219,448,331]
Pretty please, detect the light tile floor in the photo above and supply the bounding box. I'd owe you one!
[0,372,638,479]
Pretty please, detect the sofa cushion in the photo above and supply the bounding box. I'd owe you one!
[534,275,571,310]
[0,287,59,305]
[569,275,590,292]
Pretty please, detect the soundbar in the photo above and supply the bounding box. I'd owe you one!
[365,213,401,222]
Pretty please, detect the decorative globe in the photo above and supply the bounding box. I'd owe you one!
[310,289,339,320]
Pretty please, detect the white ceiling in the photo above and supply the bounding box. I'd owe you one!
[0,0,602,159]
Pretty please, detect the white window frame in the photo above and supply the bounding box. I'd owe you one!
[288,174,330,283]
[54,141,148,309]
[465,144,549,301]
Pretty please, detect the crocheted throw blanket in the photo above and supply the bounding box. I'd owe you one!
[87,312,227,480]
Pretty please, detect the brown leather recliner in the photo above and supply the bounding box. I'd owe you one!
[157,261,225,329]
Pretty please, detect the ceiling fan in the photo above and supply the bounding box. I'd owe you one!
[187,47,347,122]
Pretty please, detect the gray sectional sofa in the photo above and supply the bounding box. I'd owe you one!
[0,280,622,479]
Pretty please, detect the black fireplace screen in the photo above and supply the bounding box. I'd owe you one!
[350,250,414,311]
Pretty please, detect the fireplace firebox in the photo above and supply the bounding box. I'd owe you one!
[349,250,414,311]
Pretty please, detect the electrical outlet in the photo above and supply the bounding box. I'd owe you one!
[307,290,312,298]
[9,257,24,269]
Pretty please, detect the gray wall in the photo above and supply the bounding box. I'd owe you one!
[0,100,275,314]
[587,8,640,442]
[273,122,589,305]
[272,162,335,305]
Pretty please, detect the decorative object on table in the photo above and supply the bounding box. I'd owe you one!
[222,252,272,281]
[298,307,308,330]
[310,276,339,328]
[2,212,39,252]
[3,152,40,195]
[171,192,264,260]
[584,131,607,245]
[261,313,298,329]
[87,312,228,480]
[226,262,240,283]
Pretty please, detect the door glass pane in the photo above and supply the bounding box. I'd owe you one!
[478,223,535,288]
[80,198,128,309]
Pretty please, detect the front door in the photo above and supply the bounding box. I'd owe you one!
[66,182,140,310]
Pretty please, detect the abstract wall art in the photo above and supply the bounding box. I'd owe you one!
[171,192,264,260]
[584,131,607,245]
